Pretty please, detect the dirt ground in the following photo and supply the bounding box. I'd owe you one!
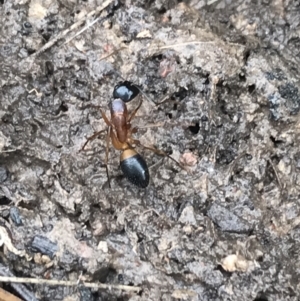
[0,0,300,300]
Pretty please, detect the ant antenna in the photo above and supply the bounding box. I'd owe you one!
[134,85,158,105]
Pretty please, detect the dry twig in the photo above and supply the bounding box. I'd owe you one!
[268,158,282,189]
[28,0,114,59]
[63,17,100,45]
[0,276,141,292]
[226,151,247,184]
[153,41,216,50]
[99,46,128,61]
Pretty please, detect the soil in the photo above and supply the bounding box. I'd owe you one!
[0,0,300,300]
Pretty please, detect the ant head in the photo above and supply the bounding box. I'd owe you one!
[113,81,140,103]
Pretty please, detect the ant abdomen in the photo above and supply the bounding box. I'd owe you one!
[120,149,149,188]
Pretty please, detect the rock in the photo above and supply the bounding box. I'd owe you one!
[31,235,58,258]
[9,207,22,226]
[0,166,8,183]
[179,205,197,225]
[220,254,259,272]
[207,203,252,234]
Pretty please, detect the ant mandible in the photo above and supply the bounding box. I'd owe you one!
[81,81,184,188]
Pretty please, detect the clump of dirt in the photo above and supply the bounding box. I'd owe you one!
[0,0,300,300]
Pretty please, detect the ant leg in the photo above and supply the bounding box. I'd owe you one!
[81,126,112,188]
[100,109,113,126]
[105,127,111,188]
[81,129,106,151]
[131,139,189,172]
[80,104,124,122]
[128,95,143,122]
[131,127,138,134]
[138,89,158,105]
[81,109,112,151]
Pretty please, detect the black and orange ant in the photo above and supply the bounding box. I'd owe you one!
[81,81,185,188]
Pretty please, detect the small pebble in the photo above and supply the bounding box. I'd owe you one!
[207,203,252,234]
[9,207,22,226]
[31,235,58,258]
[0,166,8,183]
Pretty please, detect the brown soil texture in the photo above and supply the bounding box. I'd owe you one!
[0,0,300,300]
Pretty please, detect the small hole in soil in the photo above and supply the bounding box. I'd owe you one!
[93,267,117,283]
[201,115,208,121]
[18,200,36,210]
[270,154,280,164]
[0,196,11,205]
[248,84,256,93]
[270,135,284,147]
[60,102,68,112]
[118,228,125,234]
[118,274,124,282]
[253,297,268,301]
[216,264,233,277]
[239,72,246,81]
[137,234,144,243]
[27,49,36,55]
[2,114,11,123]
[246,154,253,160]
[244,49,251,63]
[219,103,227,115]
[45,61,54,76]
[256,254,264,262]
[167,113,172,119]
[23,21,32,29]
[65,54,73,62]
[77,59,86,66]
[173,87,188,101]
[157,7,167,14]
[188,122,200,134]
[152,54,163,61]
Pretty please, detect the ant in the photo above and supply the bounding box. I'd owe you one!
[81,81,185,188]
